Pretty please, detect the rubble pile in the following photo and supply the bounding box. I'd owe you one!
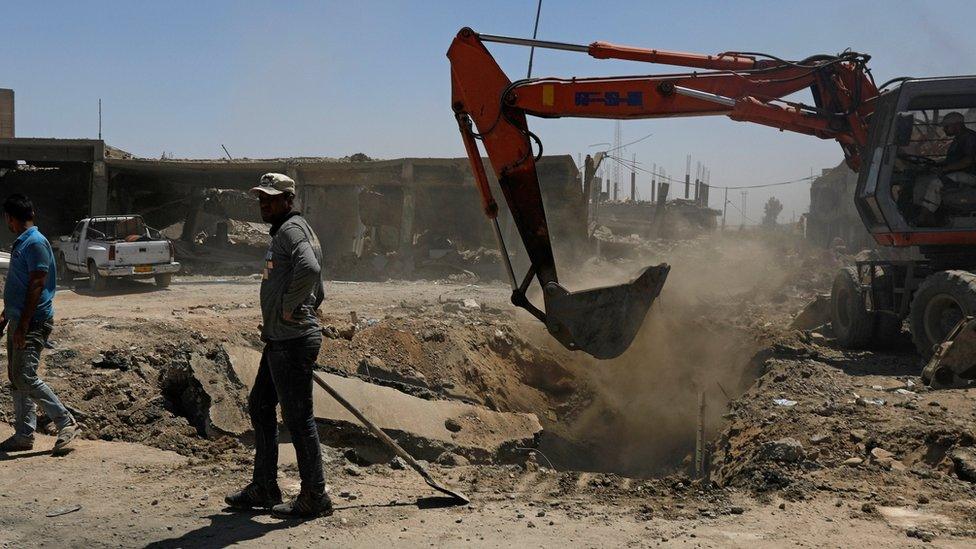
[0,339,247,460]
[710,323,976,521]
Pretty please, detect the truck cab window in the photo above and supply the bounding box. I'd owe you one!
[70,222,84,242]
[892,104,976,227]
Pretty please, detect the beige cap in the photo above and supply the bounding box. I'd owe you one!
[250,173,296,197]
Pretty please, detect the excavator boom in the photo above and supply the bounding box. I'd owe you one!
[448,27,878,359]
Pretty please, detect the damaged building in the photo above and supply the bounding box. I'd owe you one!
[806,162,873,250]
[0,133,584,281]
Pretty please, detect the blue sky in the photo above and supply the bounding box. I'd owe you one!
[3,0,974,221]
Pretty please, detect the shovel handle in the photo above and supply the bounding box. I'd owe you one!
[311,371,435,483]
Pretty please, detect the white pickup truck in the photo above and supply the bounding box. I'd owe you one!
[54,216,180,291]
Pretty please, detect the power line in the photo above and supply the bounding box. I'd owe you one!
[724,193,758,224]
[603,153,817,190]
[526,0,543,78]
[605,132,653,153]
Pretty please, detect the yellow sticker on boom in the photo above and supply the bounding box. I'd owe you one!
[542,84,554,107]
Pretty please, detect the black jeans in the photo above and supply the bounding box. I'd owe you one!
[249,333,325,494]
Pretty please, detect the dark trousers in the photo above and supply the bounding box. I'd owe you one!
[249,333,325,494]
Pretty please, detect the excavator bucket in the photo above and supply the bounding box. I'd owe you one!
[543,264,670,359]
[922,316,976,388]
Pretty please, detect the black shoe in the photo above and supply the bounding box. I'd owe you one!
[271,491,334,519]
[0,434,34,452]
[224,482,283,510]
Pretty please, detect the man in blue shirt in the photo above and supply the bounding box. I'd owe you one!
[0,194,78,454]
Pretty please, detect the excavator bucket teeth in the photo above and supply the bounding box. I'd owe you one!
[542,264,670,359]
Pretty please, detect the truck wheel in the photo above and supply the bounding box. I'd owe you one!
[831,267,874,348]
[910,270,976,358]
[154,273,172,288]
[88,261,107,292]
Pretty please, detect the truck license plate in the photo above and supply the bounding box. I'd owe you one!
[134,265,152,273]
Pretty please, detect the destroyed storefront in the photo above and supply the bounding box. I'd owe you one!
[0,138,107,249]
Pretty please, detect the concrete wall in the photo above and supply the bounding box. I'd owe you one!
[0,89,13,138]
[301,185,363,268]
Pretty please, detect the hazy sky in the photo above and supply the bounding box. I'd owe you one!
[3,0,974,222]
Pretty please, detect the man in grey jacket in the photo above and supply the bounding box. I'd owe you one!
[225,173,330,519]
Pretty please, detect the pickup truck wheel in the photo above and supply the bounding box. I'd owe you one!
[88,261,107,292]
[154,273,172,288]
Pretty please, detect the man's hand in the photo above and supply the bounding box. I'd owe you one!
[12,323,26,350]
[282,310,294,322]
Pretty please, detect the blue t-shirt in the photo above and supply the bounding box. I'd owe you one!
[4,226,57,322]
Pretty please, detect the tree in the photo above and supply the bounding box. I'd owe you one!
[762,196,783,226]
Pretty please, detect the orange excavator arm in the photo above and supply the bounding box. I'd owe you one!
[448,27,878,359]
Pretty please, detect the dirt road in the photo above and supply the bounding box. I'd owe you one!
[0,275,973,547]
[0,424,948,548]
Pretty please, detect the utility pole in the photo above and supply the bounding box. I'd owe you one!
[660,168,667,204]
[740,190,748,227]
[630,153,636,201]
[694,162,701,204]
[650,162,657,203]
[722,187,728,230]
[612,121,622,201]
[684,155,691,199]
[98,98,102,140]
[700,169,708,208]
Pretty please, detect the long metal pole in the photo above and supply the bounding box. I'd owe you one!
[491,218,518,292]
[695,391,706,479]
[479,33,587,53]
[312,372,469,503]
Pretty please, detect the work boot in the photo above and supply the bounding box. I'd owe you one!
[224,482,283,510]
[271,491,333,519]
[0,434,35,452]
[52,422,80,456]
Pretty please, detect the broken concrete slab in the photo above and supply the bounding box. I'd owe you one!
[227,346,542,464]
[188,351,251,436]
[158,346,250,437]
[949,447,976,483]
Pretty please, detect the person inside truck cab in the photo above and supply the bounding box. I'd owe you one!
[910,112,976,226]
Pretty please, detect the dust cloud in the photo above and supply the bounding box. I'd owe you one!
[533,232,803,477]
